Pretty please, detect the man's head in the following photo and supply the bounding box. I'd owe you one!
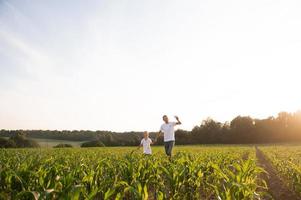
[143,131,149,138]
[162,115,169,123]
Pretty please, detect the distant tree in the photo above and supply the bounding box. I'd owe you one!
[191,118,223,144]
[81,140,105,148]
[1,110,301,145]
[230,116,255,143]
[0,133,39,148]
[0,137,8,148]
[53,144,73,148]
[9,132,39,148]
[4,139,17,148]
[175,129,191,144]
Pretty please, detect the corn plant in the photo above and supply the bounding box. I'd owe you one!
[0,146,267,200]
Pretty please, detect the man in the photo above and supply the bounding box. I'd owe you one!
[157,115,181,158]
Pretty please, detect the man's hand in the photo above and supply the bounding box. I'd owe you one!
[156,131,161,138]
[175,116,182,125]
[155,131,161,143]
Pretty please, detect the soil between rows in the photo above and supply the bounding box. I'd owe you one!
[255,147,301,200]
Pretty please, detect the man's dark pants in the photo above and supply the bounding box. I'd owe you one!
[164,141,175,156]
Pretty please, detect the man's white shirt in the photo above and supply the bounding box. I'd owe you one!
[140,138,152,154]
[160,122,177,142]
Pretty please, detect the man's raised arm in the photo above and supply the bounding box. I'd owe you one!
[175,116,182,125]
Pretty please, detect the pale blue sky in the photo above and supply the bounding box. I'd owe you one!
[0,0,301,131]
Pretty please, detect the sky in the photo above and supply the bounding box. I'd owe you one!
[0,0,301,132]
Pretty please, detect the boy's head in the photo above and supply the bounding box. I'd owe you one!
[143,131,149,138]
[162,115,169,123]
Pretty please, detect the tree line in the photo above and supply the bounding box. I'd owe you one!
[0,111,301,147]
[0,134,39,148]
[176,111,301,144]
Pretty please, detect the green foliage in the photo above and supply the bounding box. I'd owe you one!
[0,138,16,148]
[261,146,301,196]
[53,144,73,148]
[2,110,301,145]
[81,140,105,148]
[0,146,266,199]
[0,133,39,148]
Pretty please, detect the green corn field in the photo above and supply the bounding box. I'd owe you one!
[261,146,301,197]
[2,145,301,200]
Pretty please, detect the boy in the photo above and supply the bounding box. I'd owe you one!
[138,131,153,155]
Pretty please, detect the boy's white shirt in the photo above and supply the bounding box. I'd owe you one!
[160,122,177,142]
[140,138,152,154]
